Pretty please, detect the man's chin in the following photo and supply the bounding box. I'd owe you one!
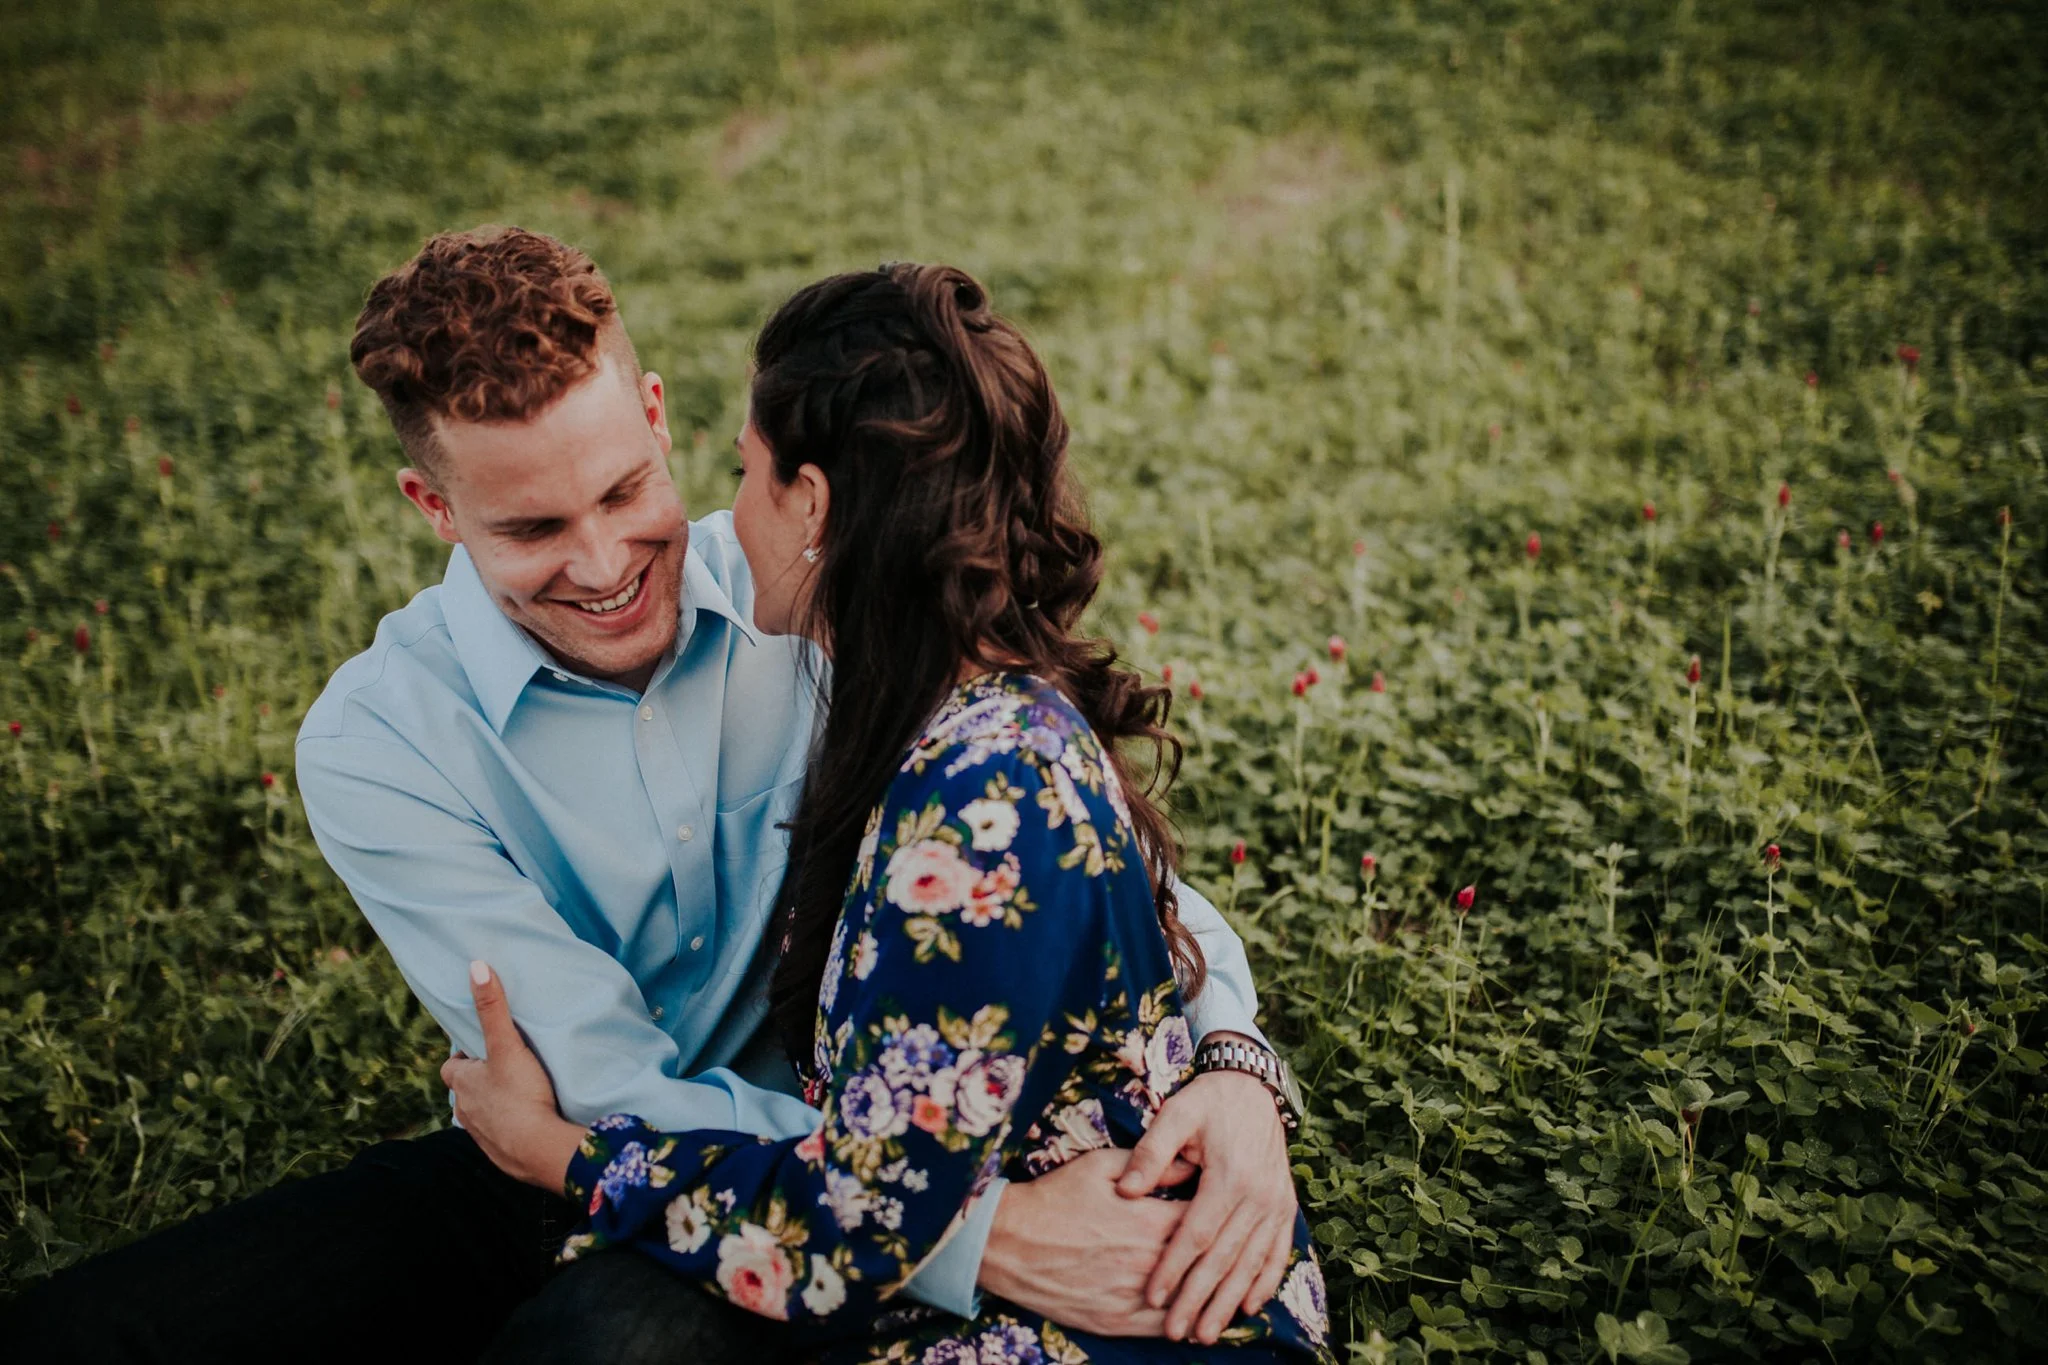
[521,610,675,684]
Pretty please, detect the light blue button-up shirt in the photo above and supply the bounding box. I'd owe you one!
[295,510,1266,1316]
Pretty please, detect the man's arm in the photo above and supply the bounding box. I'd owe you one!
[297,733,818,1137]
[1171,876,1269,1048]
[296,731,990,1314]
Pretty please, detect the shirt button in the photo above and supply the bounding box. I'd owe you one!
[551,671,569,683]
[640,705,654,721]
[677,824,694,842]
[690,935,705,952]
[650,1005,664,1021]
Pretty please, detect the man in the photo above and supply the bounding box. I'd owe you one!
[3,227,1302,1362]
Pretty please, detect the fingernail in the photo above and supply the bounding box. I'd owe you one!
[470,960,490,986]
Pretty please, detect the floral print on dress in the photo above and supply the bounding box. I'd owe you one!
[561,673,1329,1363]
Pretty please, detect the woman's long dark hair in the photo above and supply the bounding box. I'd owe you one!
[757,263,1204,1068]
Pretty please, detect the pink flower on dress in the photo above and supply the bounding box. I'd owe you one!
[884,840,979,916]
[963,855,1022,927]
[715,1224,796,1319]
[911,1095,950,1134]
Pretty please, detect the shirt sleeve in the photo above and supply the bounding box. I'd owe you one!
[558,747,1114,1329]
[294,732,819,1141]
[1171,876,1270,1048]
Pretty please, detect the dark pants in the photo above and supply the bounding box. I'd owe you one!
[0,1127,788,1365]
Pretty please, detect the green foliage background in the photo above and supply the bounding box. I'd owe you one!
[3,1,2046,1360]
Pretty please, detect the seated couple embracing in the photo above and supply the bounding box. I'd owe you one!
[6,229,1327,1364]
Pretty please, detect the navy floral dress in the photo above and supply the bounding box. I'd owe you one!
[560,673,1330,1363]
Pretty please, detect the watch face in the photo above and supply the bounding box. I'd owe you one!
[1276,1056,1305,1116]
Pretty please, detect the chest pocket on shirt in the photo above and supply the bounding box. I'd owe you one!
[714,774,805,964]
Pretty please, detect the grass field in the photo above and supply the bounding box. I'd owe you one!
[4,1,2047,1359]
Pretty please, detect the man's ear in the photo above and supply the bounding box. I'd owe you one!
[641,371,672,457]
[396,468,462,545]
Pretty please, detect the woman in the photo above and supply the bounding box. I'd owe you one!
[448,264,1328,1363]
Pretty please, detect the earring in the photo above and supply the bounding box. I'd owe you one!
[801,546,820,563]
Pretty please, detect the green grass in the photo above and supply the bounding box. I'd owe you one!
[3,1,2046,1359]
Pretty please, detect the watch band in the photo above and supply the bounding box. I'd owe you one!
[1192,1037,1301,1131]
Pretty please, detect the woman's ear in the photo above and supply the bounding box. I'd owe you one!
[797,463,831,552]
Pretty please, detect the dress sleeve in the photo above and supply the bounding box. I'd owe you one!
[559,743,1121,1327]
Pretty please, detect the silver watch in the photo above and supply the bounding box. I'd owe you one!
[1191,1037,1304,1132]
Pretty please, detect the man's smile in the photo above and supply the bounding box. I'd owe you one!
[549,561,657,631]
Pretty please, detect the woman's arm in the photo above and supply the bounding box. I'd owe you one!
[455,747,1121,1327]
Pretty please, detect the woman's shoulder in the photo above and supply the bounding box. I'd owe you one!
[901,673,1110,786]
[882,671,1134,851]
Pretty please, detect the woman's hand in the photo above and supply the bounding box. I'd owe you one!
[439,961,587,1193]
[1115,1062,1299,1344]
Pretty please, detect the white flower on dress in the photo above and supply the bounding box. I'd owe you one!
[1277,1257,1329,1346]
[953,1052,1027,1137]
[880,1024,956,1090]
[820,1167,875,1231]
[1143,1016,1195,1100]
[1114,1027,1149,1080]
[819,916,849,1013]
[1028,1098,1112,1173]
[793,1128,826,1164]
[884,840,980,916]
[800,1257,846,1316]
[1100,756,1133,829]
[960,798,1020,851]
[1044,762,1091,829]
[974,1322,1047,1363]
[855,811,882,887]
[850,930,880,980]
[714,1223,795,1320]
[839,1070,910,1140]
[665,1194,713,1254]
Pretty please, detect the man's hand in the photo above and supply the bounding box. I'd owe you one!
[439,961,586,1192]
[977,1149,1186,1336]
[1116,1062,1297,1344]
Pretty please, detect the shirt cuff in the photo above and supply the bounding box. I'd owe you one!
[901,1178,1005,1317]
[1184,974,1269,1050]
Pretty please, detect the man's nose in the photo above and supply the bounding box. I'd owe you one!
[566,523,634,591]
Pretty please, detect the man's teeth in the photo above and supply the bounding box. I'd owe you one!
[571,576,642,615]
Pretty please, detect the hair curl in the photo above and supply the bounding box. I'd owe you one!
[757,263,1204,1070]
[349,226,637,479]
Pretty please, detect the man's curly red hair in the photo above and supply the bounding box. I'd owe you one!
[350,226,639,482]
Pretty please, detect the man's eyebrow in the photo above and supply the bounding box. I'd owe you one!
[603,466,652,499]
[483,512,563,536]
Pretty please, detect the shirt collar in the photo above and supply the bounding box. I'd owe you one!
[441,540,759,735]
